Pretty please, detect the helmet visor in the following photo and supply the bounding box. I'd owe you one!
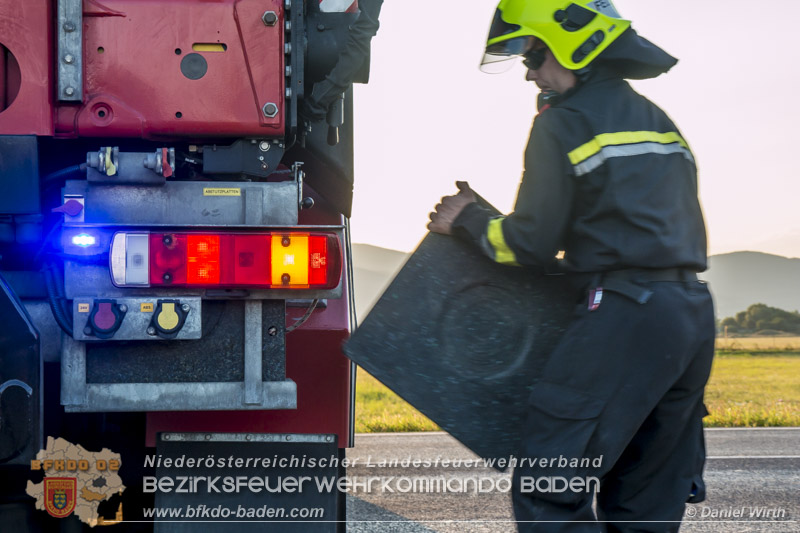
[486,8,521,41]
[480,35,536,73]
[480,53,517,74]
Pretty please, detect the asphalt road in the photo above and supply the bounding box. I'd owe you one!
[345,428,800,532]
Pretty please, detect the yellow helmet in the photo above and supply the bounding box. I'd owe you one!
[481,0,631,73]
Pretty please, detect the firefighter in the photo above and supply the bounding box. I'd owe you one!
[428,1,715,531]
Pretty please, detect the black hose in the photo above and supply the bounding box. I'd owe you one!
[33,219,62,266]
[42,164,86,195]
[42,164,86,183]
[43,263,73,337]
[53,262,73,331]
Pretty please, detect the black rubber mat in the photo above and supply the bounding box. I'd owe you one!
[344,232,577,466]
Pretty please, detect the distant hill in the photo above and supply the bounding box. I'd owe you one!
[351,245,800,321]
[701,252,800,319]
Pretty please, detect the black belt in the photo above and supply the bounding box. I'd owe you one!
[594,268,699,305]
[603,268,698,283]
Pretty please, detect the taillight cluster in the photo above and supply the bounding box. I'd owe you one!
[111,232,341,289]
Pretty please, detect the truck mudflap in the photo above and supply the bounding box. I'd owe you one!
[154,433,342,533]
[343,233,577,465]
[0,271,41,466]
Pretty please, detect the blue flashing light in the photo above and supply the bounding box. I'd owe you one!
[72,233,97,247]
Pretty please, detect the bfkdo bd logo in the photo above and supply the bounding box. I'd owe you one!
[44,478,77,518]
[27,437,125,527]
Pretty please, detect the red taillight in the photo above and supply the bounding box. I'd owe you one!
[187,235,221,285]
[112,232,342,290]
[309,235,329,286]
[234,235,271,285]
[150,234,187,285]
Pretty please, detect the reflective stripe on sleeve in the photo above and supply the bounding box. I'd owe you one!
[486,217,520,266]
[568,131,694,177]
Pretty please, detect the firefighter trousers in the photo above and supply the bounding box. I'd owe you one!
[512,278,715,533]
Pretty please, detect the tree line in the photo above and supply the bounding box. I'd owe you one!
[720,303,800,335]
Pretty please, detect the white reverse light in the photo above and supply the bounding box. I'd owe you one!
[110,232,150,286]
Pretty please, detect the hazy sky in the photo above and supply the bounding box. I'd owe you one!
[350,0,800,259]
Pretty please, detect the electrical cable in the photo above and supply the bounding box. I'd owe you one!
[51,261,73,333]
[34,219,62,266]
[33,219,62,266]
[43,263,73,337]
[42,164,87,195]
[42,164,86,184]
[286,299,319,333]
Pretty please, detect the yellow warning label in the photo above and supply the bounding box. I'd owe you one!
[203,188,241,197]
[140,303,154,313]
[78,303,90,313]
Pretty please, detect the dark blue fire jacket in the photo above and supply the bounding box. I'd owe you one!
[453,68,708,274]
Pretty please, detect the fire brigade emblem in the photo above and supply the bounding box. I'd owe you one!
[27,437,125,526]
[44,478,77,518]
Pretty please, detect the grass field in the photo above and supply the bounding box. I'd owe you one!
[354,368,439,433]
[704,351,800,427]
[354,348,800,432]
[715,336,800,351]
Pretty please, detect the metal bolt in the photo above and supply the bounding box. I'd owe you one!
[146,326,156,336]
[268,326,278,337]
[164,434,171,441]
[284,43,292,55]
[262,10,278,26]
[281,273,291,284]
[286,88,293,99]
[259,141,270,152]
[118,304,128,313]
[205,434,212,441]
[317,23,326,31]
[63,22,76,32]
[285,21,292,32]
[285,0,291,10]
[281,237,291,247]
[285,65,292,77]
[163,235,173,245]
[285,435,292,441]
[64,87,75,96]
[64,54,74,64]
[181,304,190,313]
[261,163,268,170]
[84,327,93,336]
[258,155,265,161]
[326,435,333,442]
[262,102,279,118]
[246,434,252,441]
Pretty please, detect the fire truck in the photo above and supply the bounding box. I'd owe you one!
[0,0,381,530]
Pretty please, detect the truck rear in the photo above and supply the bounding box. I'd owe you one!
[0,0,381,530]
